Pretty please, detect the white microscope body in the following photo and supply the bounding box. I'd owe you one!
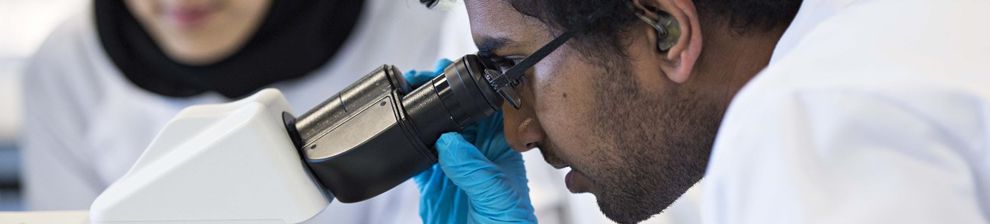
[89,89,329,224]
[86,56,505,223]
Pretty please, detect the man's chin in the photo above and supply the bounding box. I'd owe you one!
[591,190,668,224]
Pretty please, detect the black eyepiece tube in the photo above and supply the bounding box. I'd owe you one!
[283,55,503,203]
[404,55,502,147]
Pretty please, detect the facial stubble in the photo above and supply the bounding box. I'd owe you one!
[581,55,722,224]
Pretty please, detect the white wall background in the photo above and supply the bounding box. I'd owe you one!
[0,0,86,211]
[0,0,85,143]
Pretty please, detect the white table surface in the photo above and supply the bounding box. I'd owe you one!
[0,211,88,224]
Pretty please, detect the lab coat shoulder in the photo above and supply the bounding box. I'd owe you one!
[706,75,990,224]
[20,11,119,210]
[702,0,990,223]
[22,9,181,210]
[24,12,107,128]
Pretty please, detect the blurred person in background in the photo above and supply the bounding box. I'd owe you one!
[20,0,456,222]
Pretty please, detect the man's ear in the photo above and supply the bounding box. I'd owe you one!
[632,0,702,84]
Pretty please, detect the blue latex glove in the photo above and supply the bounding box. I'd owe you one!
[404,59,537,224]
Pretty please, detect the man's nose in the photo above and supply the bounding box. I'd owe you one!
[504,115,545,153]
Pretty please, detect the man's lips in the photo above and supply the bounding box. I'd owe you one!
[565,169,592,193]
[537,145,589,193]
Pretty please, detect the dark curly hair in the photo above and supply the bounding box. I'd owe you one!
[507,0,802,58]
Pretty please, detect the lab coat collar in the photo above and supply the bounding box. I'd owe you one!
[770,0,861,65]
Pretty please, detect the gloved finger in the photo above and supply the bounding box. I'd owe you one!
[435,132,525,214]
[403,70,435,88]
[432,58,454,75]
[468,113,509,160]
[404,58,454,87]
[413,164,440,188]
[414,164,470,224]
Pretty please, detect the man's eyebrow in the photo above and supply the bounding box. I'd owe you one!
[476,36,515,54]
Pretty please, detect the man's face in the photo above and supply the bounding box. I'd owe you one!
[466,0,721,222]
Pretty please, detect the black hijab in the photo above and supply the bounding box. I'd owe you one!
[95,0,365,99]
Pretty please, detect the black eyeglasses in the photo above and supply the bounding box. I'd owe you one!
[480,32,574,109]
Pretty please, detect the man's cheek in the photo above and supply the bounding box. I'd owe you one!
[537,105,590,155]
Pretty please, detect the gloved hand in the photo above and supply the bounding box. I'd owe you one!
[404,59,537,224]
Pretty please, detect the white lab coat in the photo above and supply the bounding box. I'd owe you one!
[702,0,990,223]
[21,0,448,222]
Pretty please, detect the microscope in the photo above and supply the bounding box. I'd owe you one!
[88,53,523,223]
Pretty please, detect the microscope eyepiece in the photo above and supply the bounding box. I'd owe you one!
[283,55,503,203]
